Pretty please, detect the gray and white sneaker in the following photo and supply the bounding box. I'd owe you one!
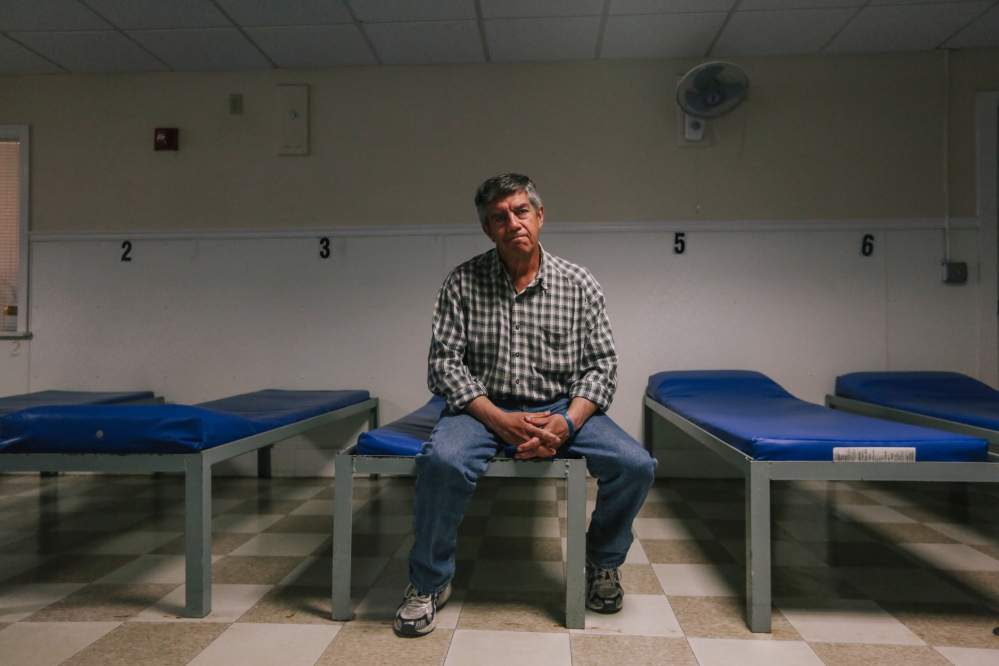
[393,583,452,637]
[585,567,623,614]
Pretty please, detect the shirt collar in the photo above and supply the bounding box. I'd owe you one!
[491,246,550,292]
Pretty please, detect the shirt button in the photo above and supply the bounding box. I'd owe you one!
[515,352,520,357]
[514,325,520,331]
[515,379,520,385]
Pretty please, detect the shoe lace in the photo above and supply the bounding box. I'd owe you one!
[400,584,433,616]
[590,568,621,585]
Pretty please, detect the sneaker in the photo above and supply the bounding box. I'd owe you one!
[393,583,452,637]
[586,567,623,614]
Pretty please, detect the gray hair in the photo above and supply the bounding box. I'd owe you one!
[474,174,543,226]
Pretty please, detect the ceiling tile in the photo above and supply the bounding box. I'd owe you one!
[481,0,605,18]
[244,25,376,68]
[349,0,476,22]
[827,1,994,52]
[213,0,352,26]
[0,34,64,75]
[738,0,864,9]
[365,21,484,65]
[127,28,272,70]
[714,8,857,56]
[83,0,231,29]
[943,4,999,47]
[486,16,602,61]
[602,13,726,59]
[0,0,110,31]
[9,30,168,73]
[609,0,736,13]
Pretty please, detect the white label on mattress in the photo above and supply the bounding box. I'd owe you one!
[833,447,916,462]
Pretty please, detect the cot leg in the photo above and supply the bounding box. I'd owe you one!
[641,401,654,453]
[257,445,272,479]
[366,405,380,482]
[745,463,772,633]
[565,459,586,629]
[185,455,213,618]
[332,452,355,621]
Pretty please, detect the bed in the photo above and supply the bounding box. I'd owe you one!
[827,371,999,452]
[641,370,997,632]
[0,388,378,618]
[331,396,588,629]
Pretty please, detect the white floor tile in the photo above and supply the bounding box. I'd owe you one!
[689,502,744,520]
[933,645,999,665]
[687,637,825,666]
[925,522,998,546]
[720,540,826,567]
[371,486,416,500]
[75,531,180,555]
[486,516,561,538]
[570,594,682,637]
[0,555,51,584]
[624,538,649,565]
[229,533,328,556]
[0,583,85,622]
[776,519,874,542]
[833,504,916,524]
[643,486,682,502]
[97,554,220,584]
[444,629,571,666]
[896,543,999,571]
[854,488,920,506]
[260,485,326,501]
[351,515,414,535]
[776,599,924,645]
[632,518,712,540]
[839,567,975,603]
[211,513,284,533]
[0,621,120,666]
[187,623,340,666]
[468,560,565,592]
[393,534,416,558]
[133,584,272,622]
[290,499,333,516]
[652,564,741,597]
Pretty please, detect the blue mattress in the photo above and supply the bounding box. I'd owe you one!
[0,390,156,417]
[647,370,988,462]
[357,396,446,456]
[836,371,999,432]
[0,389,370,454]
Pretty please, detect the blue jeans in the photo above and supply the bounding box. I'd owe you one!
[408,398,657,595]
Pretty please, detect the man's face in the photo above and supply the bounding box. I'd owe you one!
[481,190,544,262]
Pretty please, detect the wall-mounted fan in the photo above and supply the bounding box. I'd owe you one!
[676,61,749,142]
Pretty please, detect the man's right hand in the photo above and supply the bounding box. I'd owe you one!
[465,397,562,456]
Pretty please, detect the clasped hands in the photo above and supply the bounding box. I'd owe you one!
[493,409,570,459]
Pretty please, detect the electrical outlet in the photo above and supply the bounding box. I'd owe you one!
[942,261,968,284]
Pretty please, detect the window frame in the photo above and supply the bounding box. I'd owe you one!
[0,124,30,338]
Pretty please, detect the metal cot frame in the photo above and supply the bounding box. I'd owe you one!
[0,397,379,618]
[643,394,999,633]
[331,445,588,629]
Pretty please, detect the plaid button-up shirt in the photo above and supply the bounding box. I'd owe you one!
[428,247,617,413]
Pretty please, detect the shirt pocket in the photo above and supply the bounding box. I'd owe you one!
[539,326,578,374]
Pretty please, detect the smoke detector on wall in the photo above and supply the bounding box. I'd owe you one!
[676,62,749,142]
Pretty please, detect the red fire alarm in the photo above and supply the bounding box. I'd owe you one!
[154,127,178,151]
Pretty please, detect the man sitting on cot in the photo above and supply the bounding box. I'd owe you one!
[394,173,657,637]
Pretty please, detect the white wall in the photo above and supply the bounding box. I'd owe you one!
[19,221,982,476]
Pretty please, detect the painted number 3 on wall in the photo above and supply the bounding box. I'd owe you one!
[319,237,330,259]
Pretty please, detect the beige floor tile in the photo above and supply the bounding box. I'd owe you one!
[456,590,568,633]
[495,484,557,502]
[652,564,741,597]
[933,646,999,665]
[263,514,333,534]
[925,522,999,546]
[187,622,339,666]
[352,587,463,629]
[289,499,334,515]
[468,560,564,592]
[0,621,120,666]
[351,515,414,535]
[212,555,306,584]
[317,624,452,666]
[862,522,960,545]
[97,554,222,584]
[151,532,255,556]
[618,564,664,595]
[880,601,999,649]
[485,516,561,538]
[5,554,140,584]
[669,596,801,640]
[569,635,698,666]
[771,566,864,600]
[74,531,180,555]
[689,502,745,520]
[211,513,284,534]
[0,583,84,621]
[0,555,52,584]
[642,539,736,564]
[229,533,328,557]
[777,599,924,645]
[834,504,918,524]
[351,533,409,558]
[636,501,698,519]
[62,621,228,666]
[477,536,562,561]
[632,518,712,540]
[720,540,827,567]
[25,584,179,622]
[686,637,825,666]
[280,555,387,588]
[809,642,956,666]
[132,584,272,622]
[236,585,339,624]
[570,594,681,637]
[225,498,306,515]
[776,519,874,543]
[839,567,975,603]
[445,629,570,666]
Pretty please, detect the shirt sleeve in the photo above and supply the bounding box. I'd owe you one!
[427,274,488,412]
[568,285,617,411]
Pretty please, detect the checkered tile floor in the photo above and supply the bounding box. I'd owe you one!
[1,473,998,666]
